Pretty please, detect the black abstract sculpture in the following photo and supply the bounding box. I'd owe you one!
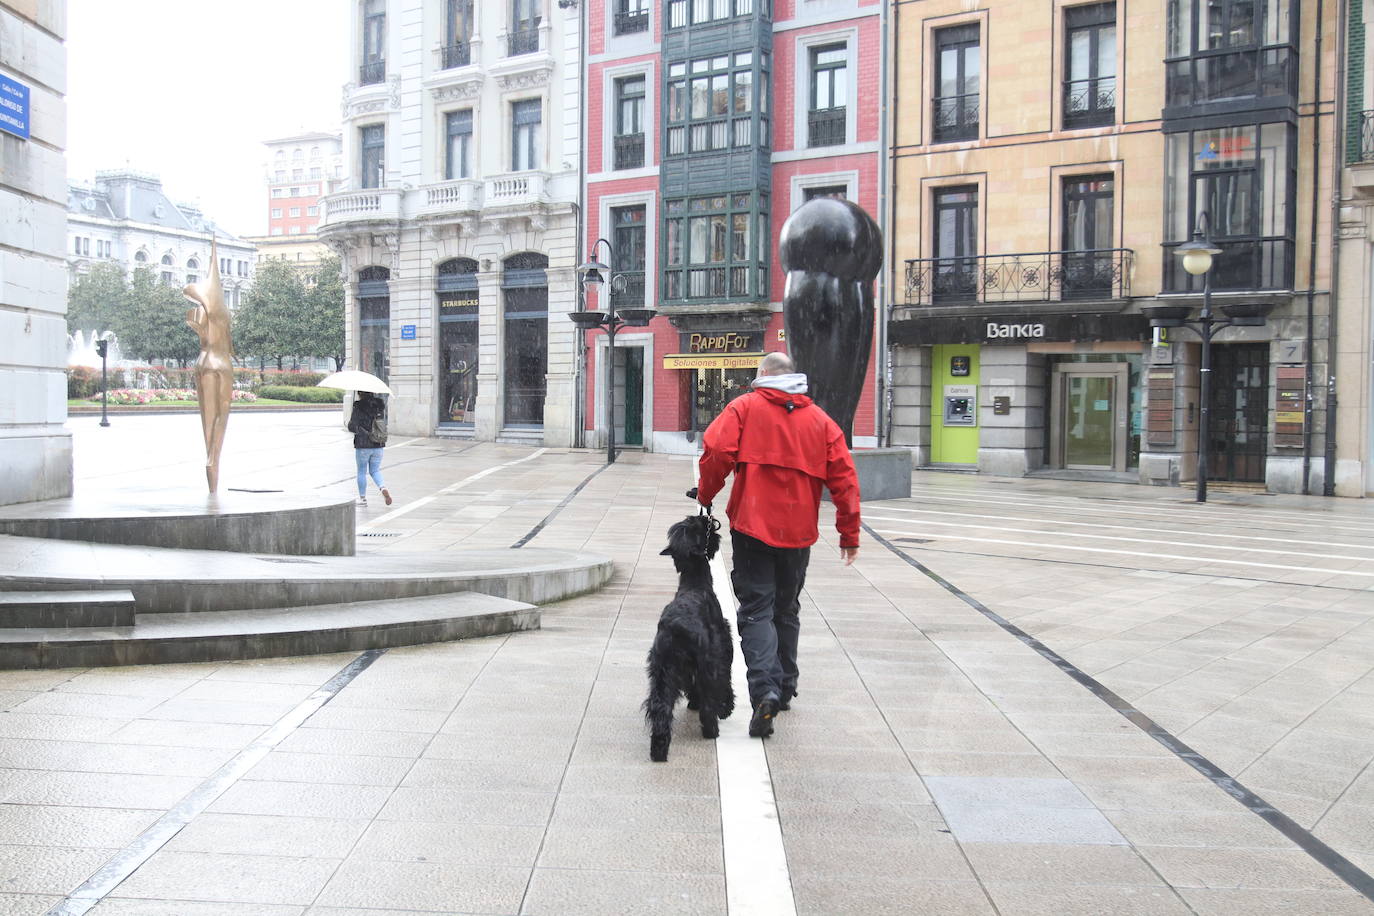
[779,198,883,446]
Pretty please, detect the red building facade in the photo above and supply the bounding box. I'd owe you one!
[581,0,884,454]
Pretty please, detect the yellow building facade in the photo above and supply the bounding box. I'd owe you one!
[888,0,1338,494]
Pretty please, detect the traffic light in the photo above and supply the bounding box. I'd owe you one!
[94,338,108,358]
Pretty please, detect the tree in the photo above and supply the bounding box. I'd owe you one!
[235,258,311,371]
[305,254,346,370]
[117,268,199,366]
[66,262,131,337]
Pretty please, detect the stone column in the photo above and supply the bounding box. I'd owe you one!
[888,345,931,467]
[977,345,1044,476]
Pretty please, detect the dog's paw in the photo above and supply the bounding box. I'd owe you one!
[650,734,670,762]
[701,721,719,739]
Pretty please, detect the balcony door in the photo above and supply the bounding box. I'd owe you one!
[932,186,978,302]
[1061,175,1114,298]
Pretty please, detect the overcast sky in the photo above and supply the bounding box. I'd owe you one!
[66,0,348,239]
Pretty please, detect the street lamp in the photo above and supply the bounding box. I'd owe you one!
[94,335,111,428]
[572,238,655,465]
[1149,213,1267,502]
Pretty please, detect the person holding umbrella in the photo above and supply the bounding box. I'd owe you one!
[318,371,394,508]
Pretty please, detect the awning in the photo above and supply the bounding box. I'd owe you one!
[663,352,764,370]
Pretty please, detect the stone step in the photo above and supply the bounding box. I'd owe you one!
[0,589,137,628]
[0,591,538,669]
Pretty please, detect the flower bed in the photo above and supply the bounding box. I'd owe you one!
[89,389,259,405]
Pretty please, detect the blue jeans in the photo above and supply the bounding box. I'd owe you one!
[355,447,385,497]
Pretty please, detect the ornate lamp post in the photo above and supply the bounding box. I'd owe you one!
[1149,213,1267,502]
[572,238,655,465]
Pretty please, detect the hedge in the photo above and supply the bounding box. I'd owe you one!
[257,385,343,403]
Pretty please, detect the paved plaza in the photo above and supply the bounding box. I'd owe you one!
[4,412,1374,914]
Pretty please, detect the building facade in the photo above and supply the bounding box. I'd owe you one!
[67,171,257,312]
[889,0,1338,494]
[321,0,582,445]
[1,0,70,506]
[264,131,343,241]
[580,0,884,454]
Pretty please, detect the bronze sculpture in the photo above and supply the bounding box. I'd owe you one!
[778,198,884,446]
[182,240,234,492]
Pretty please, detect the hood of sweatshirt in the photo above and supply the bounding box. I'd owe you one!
[751,372,809,394]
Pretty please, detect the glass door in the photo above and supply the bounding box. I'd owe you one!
[1051,364,1129,471]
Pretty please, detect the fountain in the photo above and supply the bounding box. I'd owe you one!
[66,330,123,369]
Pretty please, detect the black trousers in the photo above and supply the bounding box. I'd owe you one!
[730,530,810,706]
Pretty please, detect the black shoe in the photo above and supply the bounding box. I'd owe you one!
[749,698,778,738]
[778,692,794,712]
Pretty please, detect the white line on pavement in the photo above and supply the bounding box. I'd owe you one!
[869,524,1374,579]
[863,513,1374,564]
[360,448,548,530]
[711,551,797,916]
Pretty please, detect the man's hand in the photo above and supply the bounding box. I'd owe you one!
[841,546,858,566]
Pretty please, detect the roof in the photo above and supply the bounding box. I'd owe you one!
[67,171,249,244]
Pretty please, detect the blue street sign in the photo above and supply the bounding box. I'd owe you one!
[401,324,416,340]
[0,74,30,140]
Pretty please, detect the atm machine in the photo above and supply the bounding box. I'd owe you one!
[942,384,977,427]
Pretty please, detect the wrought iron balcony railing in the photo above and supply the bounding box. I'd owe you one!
[610,271,646,308]
[932,94,979,142]
[359,59,386,85]
[1063,77,1115,128]
[807,106,846,147]
[439,41,471,69]
[613,133,645,170]
[508,27,539,56]
[1359,110,1374,163]
[903,249,1133,306]
[614,8,649,35]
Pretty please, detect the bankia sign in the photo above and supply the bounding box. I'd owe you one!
[889,313,1150,346]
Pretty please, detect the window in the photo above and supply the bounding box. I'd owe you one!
[289,207,301,217]
[610,205,647,307]
[271,227,284,236]
[358,266,391,382]
[446,109,473,179]
[1165,0,1296,111]
[161,271,174,285]
[162,254,174,266]
[1163,122,1295,291]
[73,237,81,254]
[290,186,301,196]
[310,146,320,158]
[667,0,757,29]
[502,253,549,427]
[290,227,301,235]
[803,185,847,201]
[665,51,767,156]
[360,125,385,188]
[438,258,480,425]
[292,148,303,161]
[933,25,980,142]
[292,169,304,181]
[931,186,978,302]
[614,76,645,170]
[309,185,320,195]
[614,0,649,35]
[1064,4,1116,128]
[808,43,847,147]
[443,0,474,67]
[135,250,148,263]
[510,0,540,55]
[511,100,541,171]
[662,192,768,301]
[361,0,385,84]
[272,188,285,198]
[187,257,199,270]
[310,167,322,179]
[274,170,286,182]
[307,205,319,216]
[1061,175,1115,297]
[271,208,283,218]
[187,275,197,285]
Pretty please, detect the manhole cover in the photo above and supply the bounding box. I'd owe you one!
[358,531,402,538]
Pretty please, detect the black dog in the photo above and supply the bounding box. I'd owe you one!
[644,513,736,762]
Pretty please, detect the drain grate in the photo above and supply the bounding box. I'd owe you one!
[358,531,403,538]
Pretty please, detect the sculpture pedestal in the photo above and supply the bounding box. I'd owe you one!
[825,448,913,503]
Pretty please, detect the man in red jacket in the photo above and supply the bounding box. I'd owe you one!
[697,351,861,739]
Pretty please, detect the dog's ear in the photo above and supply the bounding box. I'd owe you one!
[659,545,673,556]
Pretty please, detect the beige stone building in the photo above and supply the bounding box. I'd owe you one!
[888,0,1339,495]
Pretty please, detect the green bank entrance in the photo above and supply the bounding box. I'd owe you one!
[932,344,980,465]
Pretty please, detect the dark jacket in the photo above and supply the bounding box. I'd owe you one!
[697,387,860,549]
[347,397,386,449]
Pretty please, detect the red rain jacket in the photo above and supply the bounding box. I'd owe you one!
[697,387,861,549]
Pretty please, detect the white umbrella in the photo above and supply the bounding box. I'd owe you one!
[316,370,392,395]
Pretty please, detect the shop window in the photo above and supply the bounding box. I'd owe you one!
[933,24,979,142]
[502,253,548,427]
[438,258,479,425]
[1064,3,1116,128]
[1163,122,1295,291]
